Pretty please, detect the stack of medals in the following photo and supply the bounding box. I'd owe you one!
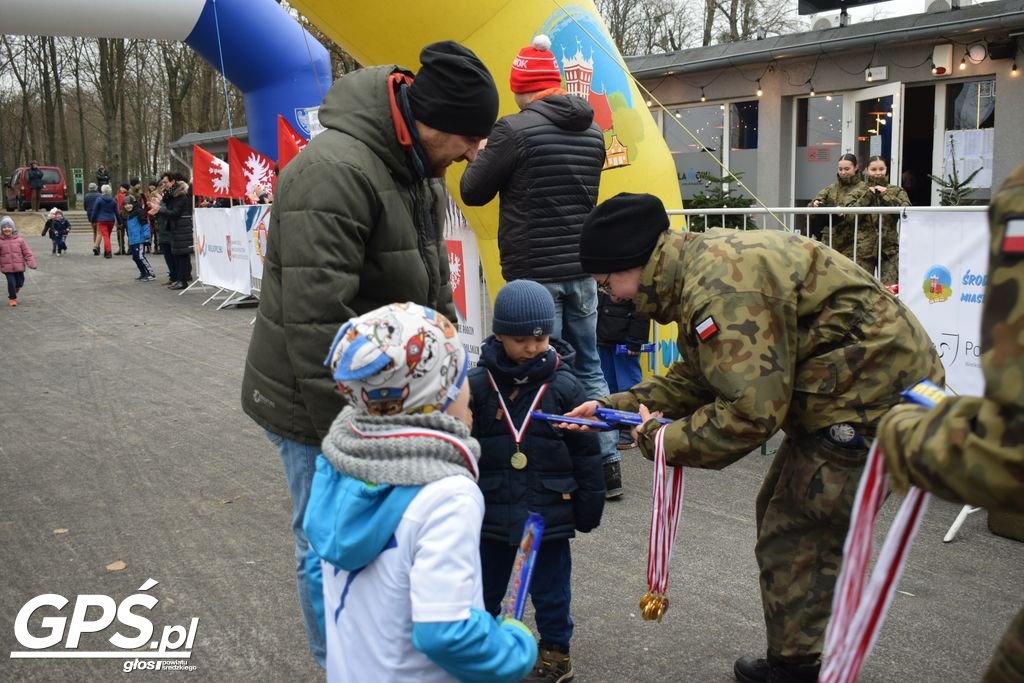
[485,370,551,472]
[642,424,685,622]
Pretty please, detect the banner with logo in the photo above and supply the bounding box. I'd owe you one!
[243,204,271,294]
[194,208,252,296]
[900,209,989,397]
[443,199,484,365]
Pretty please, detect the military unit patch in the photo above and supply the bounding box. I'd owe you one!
[1002,217,1024,254]
[695,316,718,342]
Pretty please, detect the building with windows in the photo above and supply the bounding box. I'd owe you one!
[626,0,1024,207]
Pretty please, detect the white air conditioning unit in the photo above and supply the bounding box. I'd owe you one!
[811,16,835,30]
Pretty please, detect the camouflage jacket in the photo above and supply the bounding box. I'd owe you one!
[813,176,868,259]
[603,229,944,468]
[877,164,1024,512]
[848,178,910,282]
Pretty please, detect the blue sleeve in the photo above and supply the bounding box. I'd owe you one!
[304,548,325,644]
[411,609,537,683]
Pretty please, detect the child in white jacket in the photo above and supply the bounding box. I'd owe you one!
[304,302,537,683]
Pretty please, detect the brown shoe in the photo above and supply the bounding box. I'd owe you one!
[524,644,573,682]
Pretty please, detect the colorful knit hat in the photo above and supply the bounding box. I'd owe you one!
[324,303,469,416]
[510,34,563,94]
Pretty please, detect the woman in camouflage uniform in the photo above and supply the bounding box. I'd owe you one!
[810,153,867,262]
[849,156,911,284]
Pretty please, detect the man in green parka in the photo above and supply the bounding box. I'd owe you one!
[566,192,944,683]
[240,41,499,667]
[878,164,1024,683]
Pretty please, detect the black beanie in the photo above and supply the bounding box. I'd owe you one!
[408,41,499,139]
[580,193,669,273]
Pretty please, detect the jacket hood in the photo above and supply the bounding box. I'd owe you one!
[550,336,578,368]
[310,468,420,572]
[525,94,595,132]
[170,181,190,198]
[316,65,413,183]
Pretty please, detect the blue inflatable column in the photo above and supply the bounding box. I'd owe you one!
[184,0,332,158]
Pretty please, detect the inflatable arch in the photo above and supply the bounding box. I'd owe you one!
[3,0,331,159]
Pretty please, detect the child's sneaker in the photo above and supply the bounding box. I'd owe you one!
[9,299,17,307]
[525,644,573,682]
[142,275,156,282]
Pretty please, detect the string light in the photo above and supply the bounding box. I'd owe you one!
[959,54,967,70]
[1013,62,1020,77]
[756,80,763,97]
[645,99,653,107]
[930,62,938,75]
[809,83,816,97]
[700,87,706,103]
[866,69,874,82]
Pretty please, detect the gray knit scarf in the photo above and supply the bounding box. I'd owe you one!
[321,406,481,486]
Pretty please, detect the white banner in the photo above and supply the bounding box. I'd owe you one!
[194,208,252,295]
[443,199,484,366]
[242,204,271,293]
[899,209,989,397]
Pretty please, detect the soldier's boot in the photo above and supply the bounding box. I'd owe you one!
[524,642,573,683]
[734,656,819,683]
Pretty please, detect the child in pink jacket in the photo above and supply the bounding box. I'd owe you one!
[1,216,38,307]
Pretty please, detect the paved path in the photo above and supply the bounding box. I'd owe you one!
[1,232,1021,681]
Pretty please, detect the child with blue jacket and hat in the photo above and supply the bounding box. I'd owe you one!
[470,279,605,683]
[304,302,537,683]
[122,195,155,281]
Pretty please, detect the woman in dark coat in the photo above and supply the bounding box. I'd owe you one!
[159,180,193,289]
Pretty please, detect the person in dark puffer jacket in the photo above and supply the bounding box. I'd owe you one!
[460,34,619,502]
[469,280,604,683]
[596,290,651,456]
[158,178,193,289]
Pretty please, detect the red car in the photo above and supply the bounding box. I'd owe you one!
[4,165,68,211]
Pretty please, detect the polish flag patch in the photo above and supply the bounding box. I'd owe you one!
[695,316,719,342]
[1002,218,1024,254]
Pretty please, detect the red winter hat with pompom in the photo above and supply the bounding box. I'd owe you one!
[509,35,562,94]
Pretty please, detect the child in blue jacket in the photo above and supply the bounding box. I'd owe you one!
[122,196,154,281]
[304,302,537,683]
[469,280,605,683]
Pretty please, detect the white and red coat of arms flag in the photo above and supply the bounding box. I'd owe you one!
[192,145,231,198]
[228,137,276,200]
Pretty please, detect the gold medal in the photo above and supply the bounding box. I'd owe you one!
[639,592,669,622]
[510,450,528,470]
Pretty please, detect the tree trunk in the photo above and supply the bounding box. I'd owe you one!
[48,37,72,205]
[703,0,716,46]
[39,37,57,162]
[71,38,90,191]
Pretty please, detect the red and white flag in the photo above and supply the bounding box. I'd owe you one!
[695,316,718,342]
[445,240,467,321]
[278,115,308,171]
[192,145,230,198]
[1002,218,1024,254]
[228,137,276,200]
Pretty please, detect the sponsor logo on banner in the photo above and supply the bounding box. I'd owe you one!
[226,234,233,262]
[10,579,199,672]
[922,265,953,303]
[196,234,207,257]
[445,240,467,321]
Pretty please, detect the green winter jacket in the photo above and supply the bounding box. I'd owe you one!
[848,177,910,283]
[604,229,944,469]
[241,65,456,444]
[812,175,867,259]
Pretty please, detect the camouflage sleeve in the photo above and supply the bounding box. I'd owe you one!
[603,357,713,418]
[878,185,910,207]
[876,164,1024,513]
[636,292,797,469]
[812,184,833,205]
[878,400,1024,511]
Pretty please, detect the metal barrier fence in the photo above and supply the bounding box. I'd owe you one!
[666,206,982,282]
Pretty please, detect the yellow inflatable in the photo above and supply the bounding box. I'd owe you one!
[289,0,684,298]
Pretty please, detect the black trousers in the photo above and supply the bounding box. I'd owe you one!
[173,253,193,284]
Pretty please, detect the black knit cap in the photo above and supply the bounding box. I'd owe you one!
[580,192,669,273]
[408,41,499,139]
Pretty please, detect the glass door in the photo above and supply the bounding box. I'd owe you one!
[842,82,904,181]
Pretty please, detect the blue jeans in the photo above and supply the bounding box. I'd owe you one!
[5,271,25,300]
[265,431,326,668]
[597,344,643,394]
[542,278,618,464]
[481,538,574,648]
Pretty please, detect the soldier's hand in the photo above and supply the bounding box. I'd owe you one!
[631,404,664,444]
[877,403,929,495]
[558,400,602,431]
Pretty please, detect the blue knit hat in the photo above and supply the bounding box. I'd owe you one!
[492,280,555,337]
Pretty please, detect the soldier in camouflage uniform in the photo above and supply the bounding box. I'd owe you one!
[877,164,1024,683]
[810,153,867,260]
[848,156,910,284]
[569,192,944,683]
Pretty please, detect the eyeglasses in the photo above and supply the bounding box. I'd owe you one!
[596,274,612,295]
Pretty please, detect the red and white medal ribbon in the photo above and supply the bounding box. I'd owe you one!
[641,425,685,621]
[485,371,550,453]
[820,440,930,683]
